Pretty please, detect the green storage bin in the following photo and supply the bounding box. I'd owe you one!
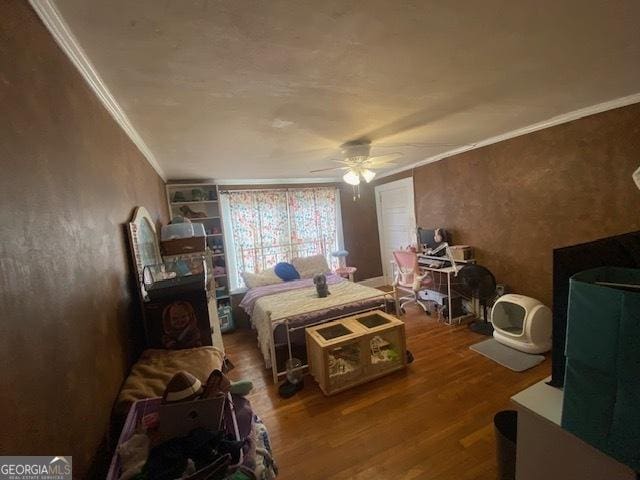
[561,267,640,471]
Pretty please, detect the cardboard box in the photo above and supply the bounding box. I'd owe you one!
[450,245,474,261]
[161,237,206,256]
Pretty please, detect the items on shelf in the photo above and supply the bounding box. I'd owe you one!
[218,305,234,333]
[191,188,206,201]
[214,279,228,299]
[209,237,224,254]
[172,191,186,203]
[180,205,208,219]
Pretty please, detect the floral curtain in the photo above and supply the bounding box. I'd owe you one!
[226,187,339,287]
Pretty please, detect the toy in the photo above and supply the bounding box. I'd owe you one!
[179,205,207,219]
[162,371,203,403]
[161,301,203,349]
[313,273,330,298]
[191,188,206,201]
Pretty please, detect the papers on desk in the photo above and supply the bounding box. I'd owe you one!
[418,254,475,269]
[418,254,449,269]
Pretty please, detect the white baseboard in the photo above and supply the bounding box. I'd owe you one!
[358,276,388,288]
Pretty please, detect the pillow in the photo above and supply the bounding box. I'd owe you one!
[274,262,300,282]
[241,267,283,289]
[291,254,330,279]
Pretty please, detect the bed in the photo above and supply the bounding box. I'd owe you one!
[239,273,395,382]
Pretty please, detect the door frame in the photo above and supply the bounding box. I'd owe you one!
[375,177,416,285]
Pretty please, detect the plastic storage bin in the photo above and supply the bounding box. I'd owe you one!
[561,267,640,471]
[107,393,243,480]
[161,222,206,240]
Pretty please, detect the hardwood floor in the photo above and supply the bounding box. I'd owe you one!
[223,304,549,480]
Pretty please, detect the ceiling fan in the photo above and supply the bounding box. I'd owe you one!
[310,140,401,198]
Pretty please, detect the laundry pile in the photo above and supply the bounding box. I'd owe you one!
[115,369,277,480]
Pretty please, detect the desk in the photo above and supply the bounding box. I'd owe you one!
[390,255,476,325]
[511,378,635,480]
[419,254,475,325]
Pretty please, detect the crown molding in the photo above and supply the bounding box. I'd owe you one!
[378,92,640,180]
[215,177,338,185]
[29,0,166,180]
[28,0,640,185]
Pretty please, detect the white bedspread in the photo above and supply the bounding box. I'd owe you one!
[250,280,388,368]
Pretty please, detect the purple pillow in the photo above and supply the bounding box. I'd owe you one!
[274,262,300,281]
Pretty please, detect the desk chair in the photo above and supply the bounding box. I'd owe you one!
[392,250,433,315]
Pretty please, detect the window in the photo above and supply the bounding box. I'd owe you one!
[221,187,342,290]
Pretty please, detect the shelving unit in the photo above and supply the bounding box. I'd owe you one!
[165,182,231,311]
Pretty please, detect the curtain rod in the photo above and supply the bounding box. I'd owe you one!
[219,186,337,194]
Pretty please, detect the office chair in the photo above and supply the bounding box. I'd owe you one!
[392,249,433,315]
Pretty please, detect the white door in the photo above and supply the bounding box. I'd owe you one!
[375,177,416,285]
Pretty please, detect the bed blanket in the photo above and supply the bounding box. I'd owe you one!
[239,273,345,316]
[116,346,224,415]
[251,280,388,368]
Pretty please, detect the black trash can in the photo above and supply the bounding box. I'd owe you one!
[494,410,518,480]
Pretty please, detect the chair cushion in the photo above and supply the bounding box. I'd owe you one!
[274,262,300,281]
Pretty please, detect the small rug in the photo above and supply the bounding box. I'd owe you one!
[470,338,544,372]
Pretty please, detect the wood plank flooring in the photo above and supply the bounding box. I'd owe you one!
[223,304,549,480]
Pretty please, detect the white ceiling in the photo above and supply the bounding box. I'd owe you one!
[52,0,640,181]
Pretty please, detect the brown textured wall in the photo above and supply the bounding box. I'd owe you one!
[0,3,168,476]
[414,103,640,306]
[339,170,414,281]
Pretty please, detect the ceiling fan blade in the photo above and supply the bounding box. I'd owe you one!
[367,163,398,170]
[366,153,403,162]
[365,159,399,168]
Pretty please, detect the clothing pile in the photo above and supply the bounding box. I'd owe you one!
[116,369,277,480]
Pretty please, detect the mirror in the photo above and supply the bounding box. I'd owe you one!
[128,206,162,300]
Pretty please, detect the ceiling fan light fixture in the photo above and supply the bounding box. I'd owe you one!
[343,170,360,185]
[361,169,376,183]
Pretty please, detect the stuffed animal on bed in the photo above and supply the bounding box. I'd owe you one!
[313,273,330,298]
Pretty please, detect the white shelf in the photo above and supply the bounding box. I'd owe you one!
[166,182,231,311]
[511,376,563,426]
